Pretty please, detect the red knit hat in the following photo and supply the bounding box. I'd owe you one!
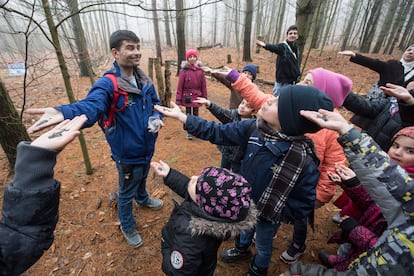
[308,68,352,108]
[186,49,199,61]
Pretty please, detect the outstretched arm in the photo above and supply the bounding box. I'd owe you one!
[0,115,87,275]
[26,107,65,134]
[154,102,188,124]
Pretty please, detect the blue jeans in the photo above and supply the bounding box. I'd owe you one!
[116,163,150,231]
[292,218,308,248]
[236,221,280,269]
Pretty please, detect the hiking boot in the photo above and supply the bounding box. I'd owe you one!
[139,198,163,210]
[247,263,268,276]
[280,243,306,264]
[120,226,143,248]
[221,246,252,262]
[318,250,333,268]
[186,133,193,140]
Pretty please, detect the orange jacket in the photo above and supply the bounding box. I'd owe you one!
[306,124,346,203]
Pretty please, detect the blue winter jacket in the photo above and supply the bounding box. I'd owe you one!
[185,116,319,223]
[56,61,161,164]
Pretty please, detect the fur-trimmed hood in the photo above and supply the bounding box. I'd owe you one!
[180,60,204,69]
[188,202,258,239]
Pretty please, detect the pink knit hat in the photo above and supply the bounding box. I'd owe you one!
[308,68,352,107]
[186,49,199,61]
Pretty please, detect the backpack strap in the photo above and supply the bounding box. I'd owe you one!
[102,74,129,129]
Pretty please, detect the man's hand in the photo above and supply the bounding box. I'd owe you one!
[150,160,170,178]
[31,115,87,151]
[26,107,65,134]
[300,109,353,134]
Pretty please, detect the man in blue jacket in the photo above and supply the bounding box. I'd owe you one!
[26,30,164,248]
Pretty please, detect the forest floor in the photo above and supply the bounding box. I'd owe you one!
[0,46,402,275]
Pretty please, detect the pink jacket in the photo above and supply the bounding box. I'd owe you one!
[176,63,207,108]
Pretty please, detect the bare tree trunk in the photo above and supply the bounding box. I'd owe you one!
[398,0,414,50]
[66,0,95,84]
[234,0,241,52]
[199,0,203,46]
[223,6,229,46]
[161,60,172,106]
[296,0,319,64]
[0,78,31,170]
[309,0,325,49]
[242,0,253,62]
[163,0,172,47]
[319,0,340,55]
[274,0,286,42]
[359,0,384,53]
[152,0,162,64]
[340,0,361,50]
[175,0,186,75]
[154,57,164,98]
[373,0,400,53]
[254,0,263,43]
[384,0,411,54]
[41,0,93,175]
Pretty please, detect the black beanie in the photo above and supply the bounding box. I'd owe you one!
[278,85,334,136]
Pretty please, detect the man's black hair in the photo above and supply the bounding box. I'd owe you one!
[109,30,140,50]
[286,25,298,34]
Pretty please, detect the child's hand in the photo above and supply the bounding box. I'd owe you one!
[154,102,188,123]
[338,50,356,57]
[31,115,87,151]
[334,164,356,181]
[327,171,342,183]
[300,109,353,134]
[194,97,210,106]
[380,83,414,104]
[151,160,170,177]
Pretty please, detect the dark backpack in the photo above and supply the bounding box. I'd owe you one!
[99,73,129,130]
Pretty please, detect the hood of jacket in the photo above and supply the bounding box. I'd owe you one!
[180,60,203,70]
[188,202,258,239]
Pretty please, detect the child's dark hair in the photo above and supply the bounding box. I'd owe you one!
[287,25,298,34]
[109,30,140,50]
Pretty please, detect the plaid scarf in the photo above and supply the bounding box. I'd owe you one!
[256,119,318,223]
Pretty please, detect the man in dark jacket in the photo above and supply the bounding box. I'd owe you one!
[0,116,86,276]
[256,25,301,96]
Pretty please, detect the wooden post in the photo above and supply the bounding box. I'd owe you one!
[154,58,165,104]
[148,57,154,81]
[163,60,172,107]
[227,54,232,64]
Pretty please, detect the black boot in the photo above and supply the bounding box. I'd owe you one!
[221,246,252,262]
[318,250,333,268]
[247,262,268,276]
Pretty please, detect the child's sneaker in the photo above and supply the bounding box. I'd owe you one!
[280,243,306,264]
[120,226,143,248]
